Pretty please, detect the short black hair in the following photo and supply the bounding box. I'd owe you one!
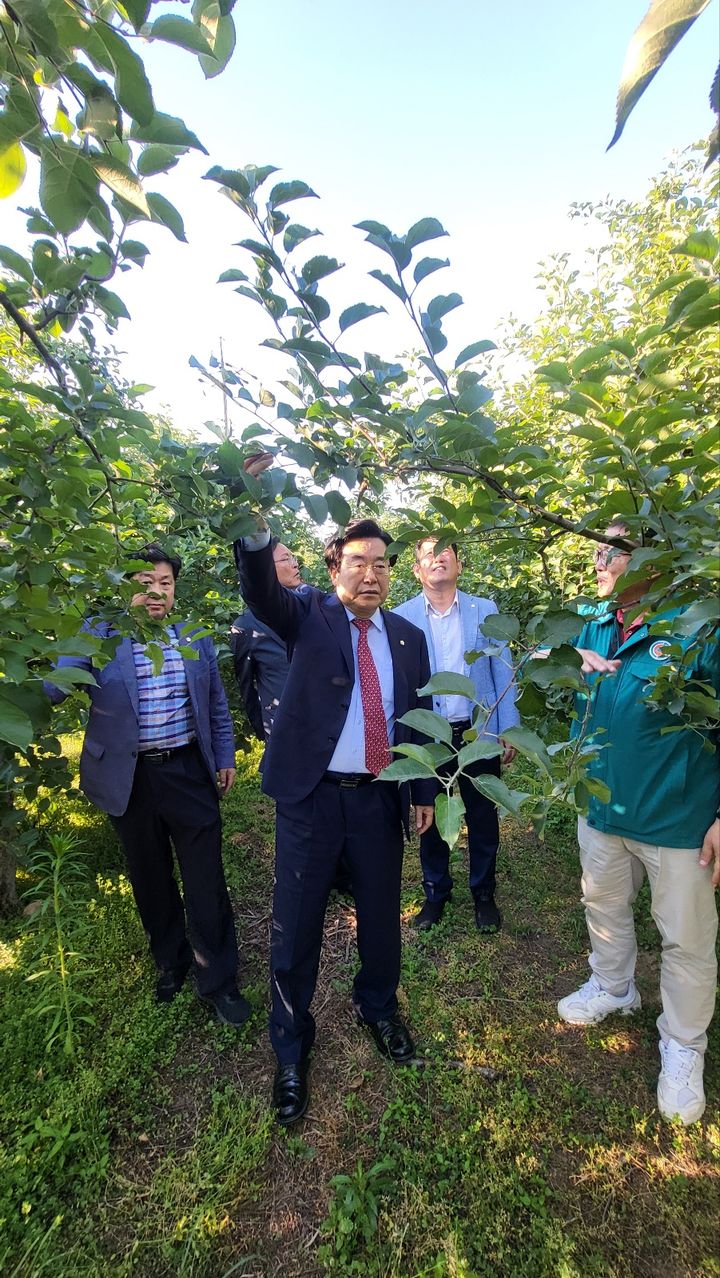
[415,536,459,560]
[324,518,396,572]
[133,542,182,580]
[269,535,280,552]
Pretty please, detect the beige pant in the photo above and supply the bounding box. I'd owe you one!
[577,817,718,1053]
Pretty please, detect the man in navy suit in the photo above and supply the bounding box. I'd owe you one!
[235,473,436,1125]
[45,543,249,1026]
[232,538,302,741]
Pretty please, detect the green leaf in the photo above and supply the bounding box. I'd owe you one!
[417,671,477,700]
[434,794,465,850]
[122,0,152,29]
[397,708,452,743]
[217,268,249,283]
[44,667,98,692]
[137,145,181,177]
[529,610,583,648]
[426,293,462,324]
[501,725,552,774]
[405,217,448,250]
[391,742,440,768]
[0,245,33,284]
[0,689,33,751]
[339,302,385,332]
[302,493,329,523]
[147,193,187,242]
[480,613,520,642]
[284,223,320,253]
[471,773,530,815]
[423,323,447,355]
[199,13,236,78]
[148,15,213,54]
[92,156,149,216]
[269,180,317,208]
[537,360,572,384]
[96,25,154,126]
[368,269,405,300]
[456,739,503,768]
[413,256,450,285]
[670,229,719,262]
[609,0,712,148]
[325,491,352,524]
[0,141,27,199]
[670,598,720,635]
[526,646,584,690]
[454,338,496,367]
[76,86,121,141]
[379,757,436,782]
[584,777,612,803]
[457,381,493,414]
[301,255,343,285]
[39,149,96,234]
[132,112,207,153]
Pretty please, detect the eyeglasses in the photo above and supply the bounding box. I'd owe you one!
[341,558,390,575]
[593,546,631,568]
[273,554,298,566]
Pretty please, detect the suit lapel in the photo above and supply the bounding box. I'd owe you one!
[459,590,478,664]
[176,623,203,725]
[384,611,410,720]
[324,594,354,676]
[116,637,140,719]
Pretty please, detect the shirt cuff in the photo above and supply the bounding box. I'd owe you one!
[241,528,271,552]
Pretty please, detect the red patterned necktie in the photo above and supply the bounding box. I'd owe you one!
[352,618,391,776]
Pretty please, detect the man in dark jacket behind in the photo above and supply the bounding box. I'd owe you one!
[231,537,302,741]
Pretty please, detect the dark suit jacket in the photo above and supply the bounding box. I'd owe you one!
[235,539,437,819]
[45,621,235,817]
[231,608,290,741]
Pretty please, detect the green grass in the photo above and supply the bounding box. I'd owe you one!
[0,738,718,1277]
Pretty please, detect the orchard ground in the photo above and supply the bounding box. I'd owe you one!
[1,736,718,1278]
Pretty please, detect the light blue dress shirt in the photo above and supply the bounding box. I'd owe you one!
[328,608,395,774]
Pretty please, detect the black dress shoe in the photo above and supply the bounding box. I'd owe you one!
[412,898,447,931]
[155,965,190,1003]
[357,1012,415,1064]
[202,986,252,1026]
[272,1061,310,1126]
[474,896,502,933]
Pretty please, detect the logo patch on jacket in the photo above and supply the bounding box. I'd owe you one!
[649,640,672,662]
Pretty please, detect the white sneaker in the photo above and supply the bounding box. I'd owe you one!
[657,1038,706,1125]
[557,974,641,1025]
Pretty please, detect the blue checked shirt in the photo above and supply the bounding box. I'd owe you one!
[132,626,196,751]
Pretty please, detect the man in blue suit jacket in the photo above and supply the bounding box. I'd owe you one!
[395,537,519,934]
[235,488,436,1125]
[45,544,249,1026]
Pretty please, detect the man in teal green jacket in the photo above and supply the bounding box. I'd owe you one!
[557,523,719,1125]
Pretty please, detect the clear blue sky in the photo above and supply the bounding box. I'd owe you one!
[2,1,716,429]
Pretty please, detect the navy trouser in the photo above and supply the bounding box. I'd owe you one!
[421,751,501,904]
[271,777,404,1065]
[109,743,239,997]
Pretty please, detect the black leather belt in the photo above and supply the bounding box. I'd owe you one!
[449,719,472,738]
[138,741,196,764]
[322,771,375,788]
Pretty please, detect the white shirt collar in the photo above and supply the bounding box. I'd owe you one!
[424,592,459,619]
[344,605,384,631]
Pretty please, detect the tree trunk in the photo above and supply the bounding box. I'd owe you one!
[0,787,18,915]
[0,842,18,915]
